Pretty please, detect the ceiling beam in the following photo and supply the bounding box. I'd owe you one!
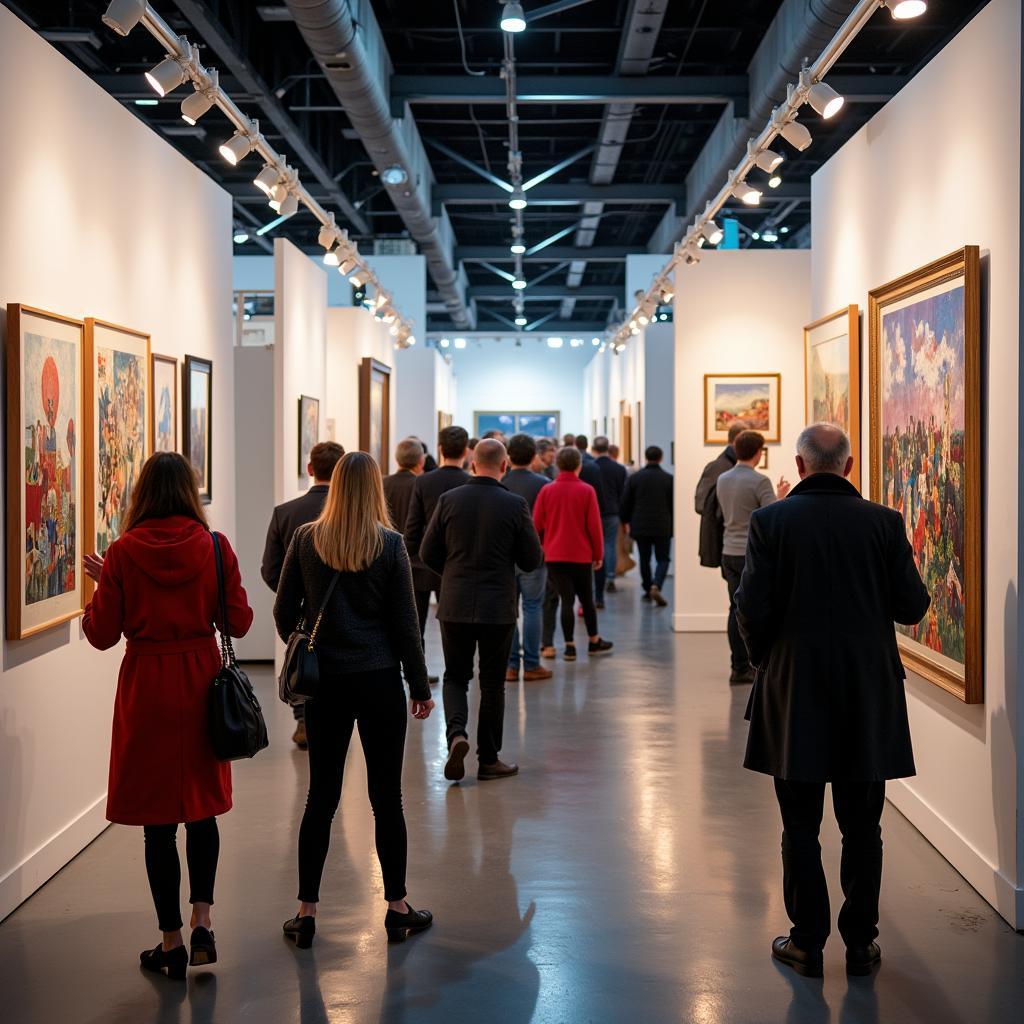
[457,246,627,263]
[432,183,687,207]
[468,285,620,300]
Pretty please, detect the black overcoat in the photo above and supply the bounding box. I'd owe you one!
[736,473,930,782]
[403,465,470,591]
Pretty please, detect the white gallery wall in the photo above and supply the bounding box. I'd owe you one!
[0,7,234,918]
[671,250,811,631]
[811,0,1022,926]
[583,337,646,463]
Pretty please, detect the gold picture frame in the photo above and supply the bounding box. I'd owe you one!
[704,373,781,444]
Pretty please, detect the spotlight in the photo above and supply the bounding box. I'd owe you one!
[145,56,185,98]
[389,323,401,337]
[570,338,583,348]
[768,174,782,189]
[439,338,451,348]
[889,0,926,18]
[219,128,254,165]
[181,86,214,126]
[102,0,145,37]
[780,226,790,234]
[779,117,812,152]
[659,286,675,303]
[323,247,341,267]
[754,149,784,173]
[515,316,528,326]
[232,231,249,244]
[317,221,337,249]
[752,231,761,240]
[406,336,417,346]
[732,181,761,205]
[339,256,357,276]
[380,164,408,186]
[547,337,563,349]
[270,179,289,205]
[592,337,601,346]
[807,81,844,120]
[454,337,467,349]
[637,314,649,326]
[254,164,280,197]
[349,272,366,287]
[512,278,527,290]
[701,220,723,246]
[510,242,526,255]
[508,186,527,210]
[278,193,299,217]
[762,230,779,243]
[630,326,640,336]
[500,2,527,33]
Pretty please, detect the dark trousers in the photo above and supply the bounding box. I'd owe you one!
[143,817,219,932]
[414,586,437,642]
[720,554,749,672]
[774,779,886,951]
[634,535,671,594]
[547,562,598,641]
[541,574,559,648]
[298,668,408,903]
[439,621,515,765]
[594,514,620,600]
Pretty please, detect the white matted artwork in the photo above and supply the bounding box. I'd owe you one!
[703,373,781,444]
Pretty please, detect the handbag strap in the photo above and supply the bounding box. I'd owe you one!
[307,572,341,652]
[211,531,236,667]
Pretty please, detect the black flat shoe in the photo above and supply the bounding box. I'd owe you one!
[283,915,316,949]
[771,936,824,978]
[846,941,882,976]
[140,943,188,980]
[385,904,433,944]
[189,926,217,967]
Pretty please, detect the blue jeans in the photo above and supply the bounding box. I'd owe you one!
[509,565,548,670]
[594,514,619,600]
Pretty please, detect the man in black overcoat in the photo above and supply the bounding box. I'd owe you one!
[736,423,929,979]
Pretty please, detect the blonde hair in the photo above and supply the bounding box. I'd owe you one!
[312,452,392,572]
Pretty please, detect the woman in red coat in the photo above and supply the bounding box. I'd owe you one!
[83,452,253,980]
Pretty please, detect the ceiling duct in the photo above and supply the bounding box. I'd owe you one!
[283,0,470,327]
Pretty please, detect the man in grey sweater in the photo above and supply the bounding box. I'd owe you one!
[715,430,790,683]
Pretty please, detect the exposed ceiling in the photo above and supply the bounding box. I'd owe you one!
[6,0,988,333]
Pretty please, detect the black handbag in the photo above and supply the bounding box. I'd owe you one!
[208,531,269,761]
[278,571,341,707]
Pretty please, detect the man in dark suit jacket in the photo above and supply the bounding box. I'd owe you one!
[736,424,929,980]
[694,420,748,567]
[382,436,425,532]
[592,435,628,604]
[620,446,674,606]
[420,439,543,783]
[261,441,345,746]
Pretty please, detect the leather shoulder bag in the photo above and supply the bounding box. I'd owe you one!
[278,569,341,707]
[208,531,270,760]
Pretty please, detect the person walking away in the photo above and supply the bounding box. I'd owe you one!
[383,437,426,531]
[403,425,471,682]
[715,430,790,683]
[532,446,614,661]
[696,421,749,571]
[736,424,929,979]
[420,439,542,782]
[533,437,557,480]
[262,441,345,748]
[82,452,254,979]
[620,446,674,607]
[274,452,435,947]
[502,434,553,682]
[592,435,627,605]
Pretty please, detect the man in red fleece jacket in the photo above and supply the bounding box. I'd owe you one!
[532,446,614,660]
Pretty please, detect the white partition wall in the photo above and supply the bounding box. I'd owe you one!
[810,0,1023,927]
[0,6,234,918]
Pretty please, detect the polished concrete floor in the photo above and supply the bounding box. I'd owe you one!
[2,576,1022,1023]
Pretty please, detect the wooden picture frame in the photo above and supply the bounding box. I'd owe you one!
[6,304,85,639]
[182,354,213,504]
[868,245,981,704]
[757,447,769,470]
[298,394,320,476]
[359,357,391,473]
[804,305,861,490]
[704,373,781,444]
[152,353,178,454]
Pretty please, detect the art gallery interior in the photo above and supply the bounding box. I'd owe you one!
[1,0,1023,1021]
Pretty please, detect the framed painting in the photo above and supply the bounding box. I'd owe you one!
[868,245,981,703]
[805,306,861,490]
[437,411,453,437]
[757,447,769,471]
[152,353,177,453]
[183,355,213,504]
[359,357,391,473]
[298,395,320,475]
[704,373,781,444]
[5,304,84,640]
[84,320,151,581]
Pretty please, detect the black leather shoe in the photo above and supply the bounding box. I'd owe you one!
[385,904,433,943]
[282,915,316,949]
[477,759,519,781]
[444,736,470,781]
[189,926,217,966]
[771,936,824,978]
[846,942,881,976]
[140,943,188,980]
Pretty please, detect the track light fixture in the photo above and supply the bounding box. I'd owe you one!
[512,277,527,290]
[254,163,280,197]
[510,241,526,255]
[778,115,812,152]
[701,220,724,246]
[754,149,784,174]
[316,218,338,250]
[102,0,146,37]
[731,181,761,206]
[323,246,341,266]
[515,315,528,327]
[508,186,528,210]
[500,2,527,33]
[339,256,358,276]
[232,230,249,245]
[278,192,299,218]
[181,70,219,125]
[806,79,845,120]
[349,271,366,287]
[219,122,258,165]
[146,54,187,98]
[888,0,927,18]
[659,286,675,304]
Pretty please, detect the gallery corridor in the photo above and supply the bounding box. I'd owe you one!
[1,584,1021,1024]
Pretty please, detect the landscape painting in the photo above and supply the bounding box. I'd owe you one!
[152,353,177,452]
[183,355,213,503]
[359,357,391,473]
[6,305,84,639]
[869,246,981,703]
[704,373,780,444]
[298,395,320,475]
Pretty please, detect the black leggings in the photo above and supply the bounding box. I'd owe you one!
[298,668,409,904]
[547,562,598,642]
[143,817,219,932]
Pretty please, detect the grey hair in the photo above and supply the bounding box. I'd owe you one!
[797,423,851,474]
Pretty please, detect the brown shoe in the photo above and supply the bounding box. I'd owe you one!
[540,645,556,659]
[292,720,308,749]
[444,737,471,781]
[523,667,553,681]
[506,667,520,682]
[477,759,519,781]
[650,585,668,607]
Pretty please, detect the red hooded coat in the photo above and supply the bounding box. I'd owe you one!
[83,516,254,825]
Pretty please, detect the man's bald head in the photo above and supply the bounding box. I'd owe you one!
[796,423,852,476]
[472,437,508,477]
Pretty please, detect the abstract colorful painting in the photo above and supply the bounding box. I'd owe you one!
[869,246,981,703]
[298,395,320,475]
[6,305,84,639]
[703,374,780,444]
[183,355,213,503]
[152,353,177,453]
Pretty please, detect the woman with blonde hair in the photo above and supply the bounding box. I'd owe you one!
[274,451,435,946]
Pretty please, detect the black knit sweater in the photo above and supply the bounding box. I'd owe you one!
[273,525,430,700]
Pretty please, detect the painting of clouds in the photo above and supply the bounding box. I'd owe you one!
[704,373,780,444]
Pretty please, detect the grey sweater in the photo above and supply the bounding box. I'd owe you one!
[273,525,430,700]
[715,464,776,557]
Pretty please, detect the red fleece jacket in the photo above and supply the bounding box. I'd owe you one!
[532,471,604,564]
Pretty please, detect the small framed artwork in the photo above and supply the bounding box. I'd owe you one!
[183,355,213,504]
[437,411,453,437]
[359,357,391,473]
[6,304,85,639]
[152,353,178,453]
[805,306,861,490]
[757,447,769,470]
[298,395,320,475]
[704,373,781,445]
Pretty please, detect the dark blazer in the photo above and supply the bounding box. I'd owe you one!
[382,469,417,532]
[403,465,470,591]
[737,473,930,783]
[502,467,550,511]
[579,457,607,513]
[261,484,329,591]
[420,477,543,624]
[594,455,628,517]
[696,446,735,567]
[620,464,674,537]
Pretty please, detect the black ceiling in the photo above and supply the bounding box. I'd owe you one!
[5,0,987,331]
